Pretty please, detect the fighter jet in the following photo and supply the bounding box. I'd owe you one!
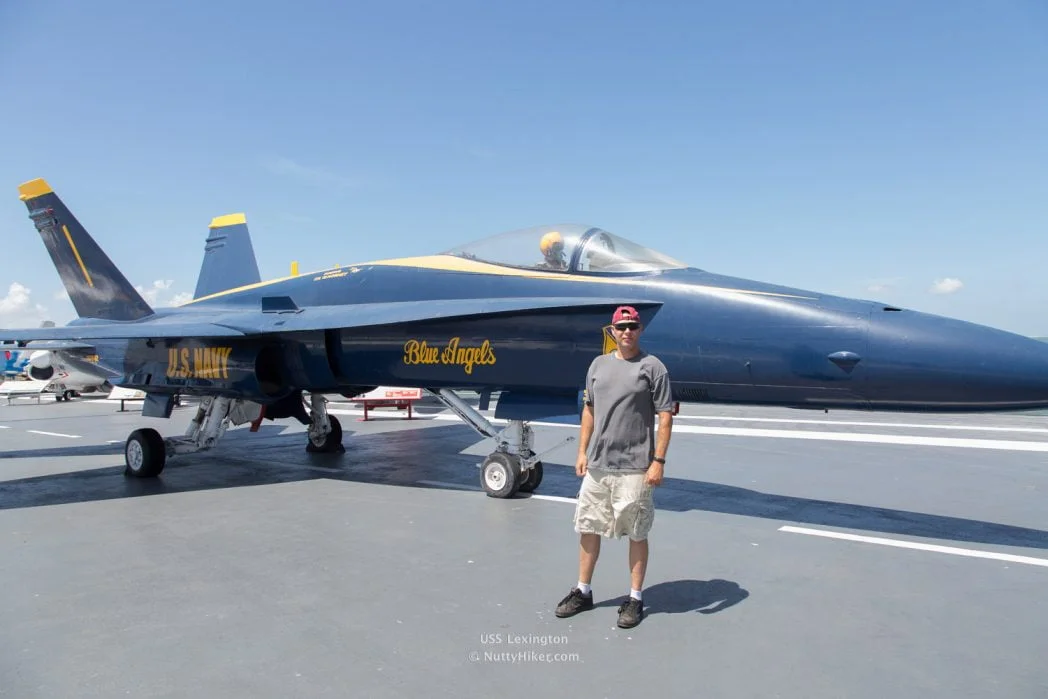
[2,348,29,378]
[4,177,1048,498]
[1,208,262,401]
[2,323,107,399]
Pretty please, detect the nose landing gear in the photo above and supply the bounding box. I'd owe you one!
[432,389,564,498]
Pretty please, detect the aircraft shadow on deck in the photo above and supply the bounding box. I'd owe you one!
[0,443,125,459]
[2,422,1048,553]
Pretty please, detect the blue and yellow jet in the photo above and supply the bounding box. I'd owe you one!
[5,178,1048,498]
[2,348,29,378]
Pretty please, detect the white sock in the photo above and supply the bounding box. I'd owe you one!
[576,582,591,595]
[629,589,642,601]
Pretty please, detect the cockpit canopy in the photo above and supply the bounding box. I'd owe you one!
[441,224,688,274]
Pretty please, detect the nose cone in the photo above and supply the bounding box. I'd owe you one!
[864,308,1048,411]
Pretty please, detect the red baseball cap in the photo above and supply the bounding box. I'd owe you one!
[611,305,640,325]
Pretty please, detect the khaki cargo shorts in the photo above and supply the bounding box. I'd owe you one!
[573,467,654,541]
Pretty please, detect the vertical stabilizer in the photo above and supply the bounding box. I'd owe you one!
[18,179,154,321]
[193,213,262,299]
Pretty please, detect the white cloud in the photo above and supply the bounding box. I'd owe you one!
[134,279,174,306]
[0,279,191,328]
[930,278,963,294]
[0,282,31,313]
[132,280,192,308]
[0,282,51,328]
[168,291,193,307]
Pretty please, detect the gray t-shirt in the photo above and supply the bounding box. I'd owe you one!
[584,350,673,472]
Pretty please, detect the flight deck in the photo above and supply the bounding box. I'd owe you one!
[2,393,1047,698]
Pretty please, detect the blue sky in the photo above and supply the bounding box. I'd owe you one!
[1,0,1046,334]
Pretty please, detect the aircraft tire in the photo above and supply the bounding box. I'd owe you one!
[125,428,166,478]
[481,452,520,499]
[307,414,344,453]
[517,461,543,493]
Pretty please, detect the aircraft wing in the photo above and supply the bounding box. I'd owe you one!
[15,341,99,350]
[0,321,248,344]
[0,296,662,344]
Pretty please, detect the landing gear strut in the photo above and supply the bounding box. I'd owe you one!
[432,389,568,498]
[121,392,345,478]
[306,393,344,453]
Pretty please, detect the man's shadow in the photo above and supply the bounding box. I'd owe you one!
[595,579,749,615]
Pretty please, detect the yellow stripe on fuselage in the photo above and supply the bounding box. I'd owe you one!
[361,255,818,299]
[367,255,584,279]
[183,254,815,305]
[62,225,93,287]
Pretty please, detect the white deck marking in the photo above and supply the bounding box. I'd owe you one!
[416,479,578,504]
[0,425,10,429]
[426,412,1048,451]
[665,425,1048,451]
[673,414,1048,434]
[327,405,1048,450]
[27,430,80,439]
[779,526,1048,568]
[528,494,579,504]
[418,482,1048,565]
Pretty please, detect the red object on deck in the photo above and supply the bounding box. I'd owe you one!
[353,387,423,421]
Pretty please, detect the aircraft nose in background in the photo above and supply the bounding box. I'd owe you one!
[864,308,1048,410]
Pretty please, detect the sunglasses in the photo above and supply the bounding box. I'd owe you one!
[614,322,640,331]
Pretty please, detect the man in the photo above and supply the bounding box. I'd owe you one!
[537,230,568,270]
[555,305,674,629]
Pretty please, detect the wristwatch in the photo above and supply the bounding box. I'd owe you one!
[653,457,665,464]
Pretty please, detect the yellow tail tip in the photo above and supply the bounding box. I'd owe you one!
[209,213,247,228]
[18,178,53,201]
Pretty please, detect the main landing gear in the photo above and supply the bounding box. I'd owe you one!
[122,392,344,478]
[431,388,571,499]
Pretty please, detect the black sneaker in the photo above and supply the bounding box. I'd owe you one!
[617,598,644,628]
[555,588,593,618]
